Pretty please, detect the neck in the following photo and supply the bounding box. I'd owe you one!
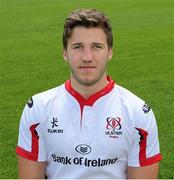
[70,74,109,100]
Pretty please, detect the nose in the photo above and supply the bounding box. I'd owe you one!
[82,47,93,63]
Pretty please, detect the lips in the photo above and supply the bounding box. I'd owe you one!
[79,66,96,69]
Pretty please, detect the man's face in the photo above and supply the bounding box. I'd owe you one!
[63,26,113,86]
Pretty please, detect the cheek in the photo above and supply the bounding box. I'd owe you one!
[96,53,109,63]
[68,56,79,69]
[68,52,81,62]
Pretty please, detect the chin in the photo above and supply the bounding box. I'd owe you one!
[78,77,100,86]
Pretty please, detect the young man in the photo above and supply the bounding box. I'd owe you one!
[16,8,162,179]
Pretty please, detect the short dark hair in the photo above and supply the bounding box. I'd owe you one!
[63,8,113,49]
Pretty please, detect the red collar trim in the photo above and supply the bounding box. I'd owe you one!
[65,76,115,107]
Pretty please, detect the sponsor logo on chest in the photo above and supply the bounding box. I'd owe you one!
[51,154,118,167]
[47,117,64,134]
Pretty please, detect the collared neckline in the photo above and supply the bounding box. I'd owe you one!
[65,76,115,108]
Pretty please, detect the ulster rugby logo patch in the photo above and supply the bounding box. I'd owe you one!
[105,117,122,139]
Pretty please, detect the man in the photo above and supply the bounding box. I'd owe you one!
[16,8,162,179]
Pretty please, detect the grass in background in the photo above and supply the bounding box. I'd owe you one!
[0,0,174,178]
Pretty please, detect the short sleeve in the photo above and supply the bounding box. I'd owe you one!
[16,97,46,162]
[128,109,162,167]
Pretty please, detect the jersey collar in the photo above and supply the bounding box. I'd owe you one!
[65,76,115,107]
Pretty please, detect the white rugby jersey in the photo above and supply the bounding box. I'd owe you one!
[16,77,162,179]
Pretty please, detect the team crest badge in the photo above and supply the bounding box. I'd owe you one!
[105,117,122,139]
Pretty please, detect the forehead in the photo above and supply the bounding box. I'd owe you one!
[68,26,107,44]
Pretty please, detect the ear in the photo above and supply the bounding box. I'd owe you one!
[108,48,113,61]
[63,49,68,61]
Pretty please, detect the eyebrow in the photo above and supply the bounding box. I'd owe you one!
[92,42,104,46]
[71,43,83,46]
[71,42,105,46]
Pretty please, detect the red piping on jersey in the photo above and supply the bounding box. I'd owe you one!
[65,76,115,127]
[136,128,162,166]
[140,153,162,166]
[16,123,40,161]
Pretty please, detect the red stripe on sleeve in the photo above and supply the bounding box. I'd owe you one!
[136,128,162,166]
[136,127,148,164]
[140,153,162,166]
[16,123,40,161]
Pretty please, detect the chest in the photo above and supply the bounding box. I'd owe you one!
[41,98,133,159]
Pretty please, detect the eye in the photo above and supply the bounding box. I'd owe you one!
[95,45,102,48]
[93,44,103,49]
[73,45,82,50]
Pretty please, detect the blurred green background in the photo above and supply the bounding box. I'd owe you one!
[0,0,174,178]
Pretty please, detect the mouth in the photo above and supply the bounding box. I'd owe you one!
[79,66,96,69]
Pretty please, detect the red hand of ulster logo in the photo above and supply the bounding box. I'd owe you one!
[106,117,121,130]
[105,117,122,139]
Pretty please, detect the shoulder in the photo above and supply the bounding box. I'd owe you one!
[116,85,153,125]
[24,84,66,121]
[31,84,65,107]
[116,85,145,108]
